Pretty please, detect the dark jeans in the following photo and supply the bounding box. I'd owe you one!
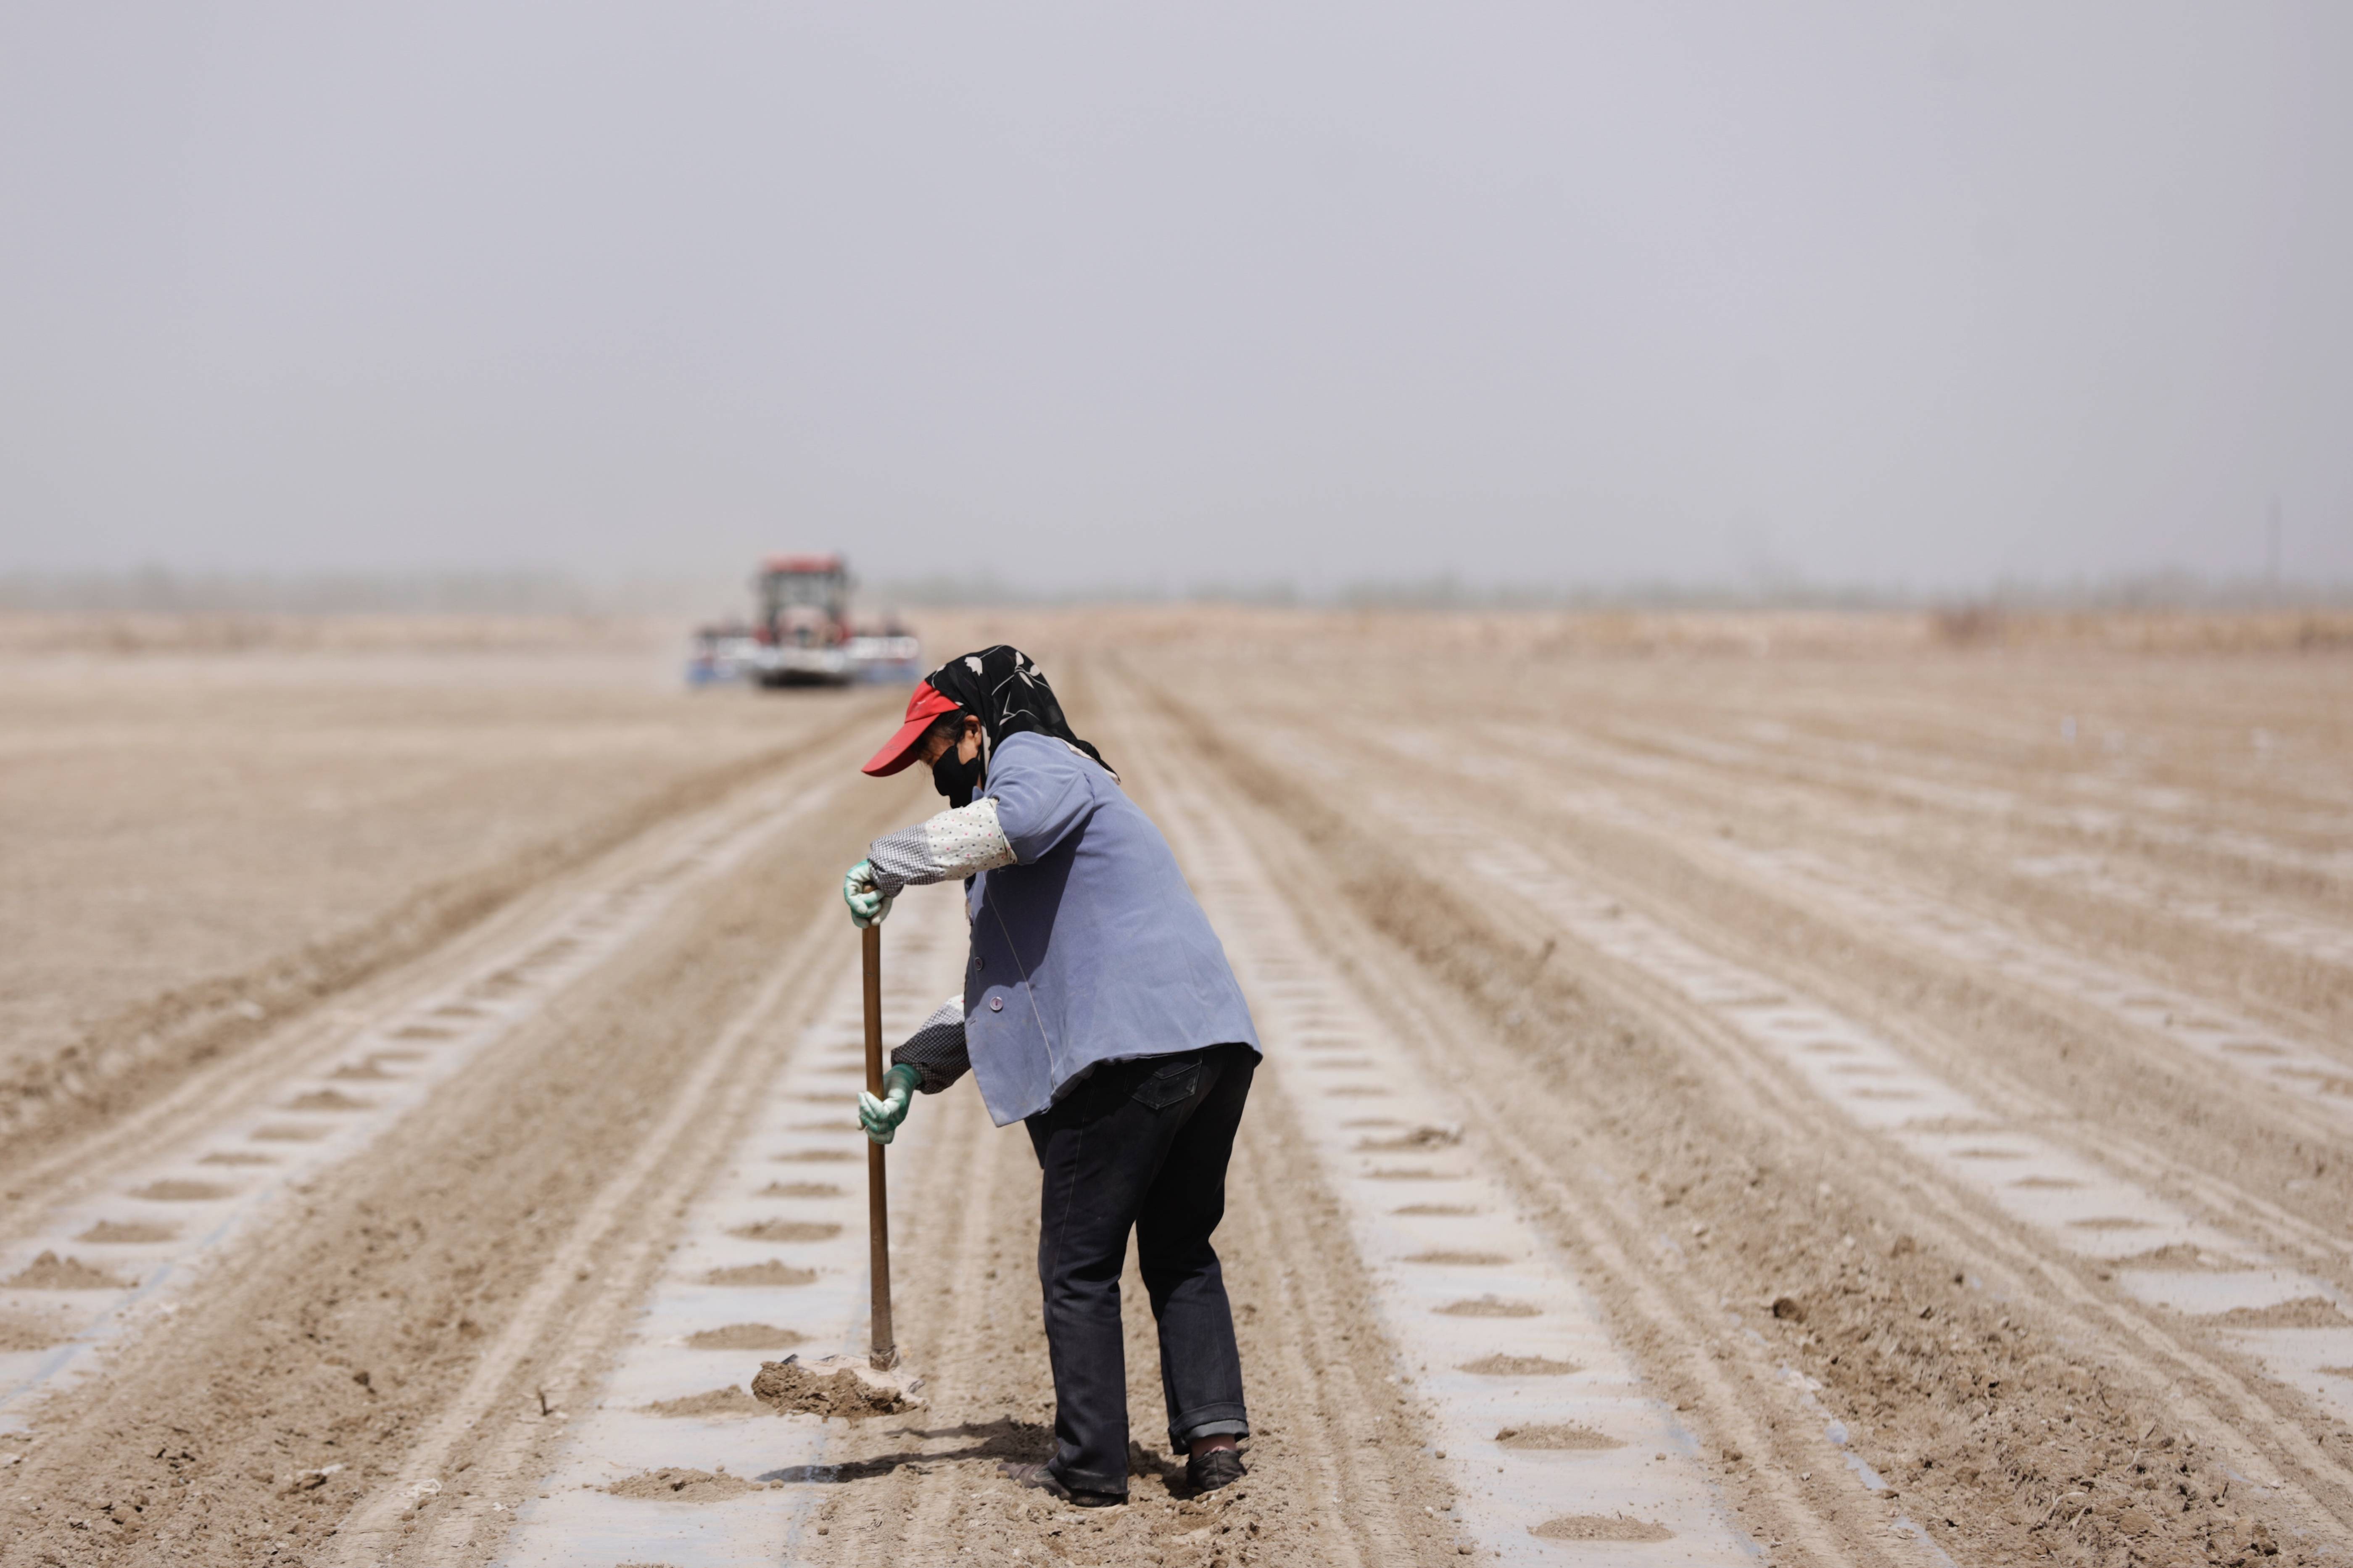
[1024,1042,1255,1497]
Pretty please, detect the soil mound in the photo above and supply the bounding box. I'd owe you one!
[1355,1125,1462,1152]
[132,1179,232,1201]
[727,1220,841,1243]
[1497,1424,1621,1450]
[1459,1354,1579,1376]
[1435,1297,1539,1318]
[686,1323,805,1351]
[1532,1515,1672,1542]
[643,1386,761,1418]
[284,1089,370,1112]
[76,1220,175,1244]
[330,1060,399,1080]
[0,1313,69,1352]
[703,1260,816,1288]
[2199,1296,2352,1328]
[606,1467,760,1501]
[750,1355,924,1418]
[6,1251,132,1289]
[2114,1243,2249,1271]
[757,1181,843,1199]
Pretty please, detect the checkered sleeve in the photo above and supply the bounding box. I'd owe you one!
[889,996,970,1094]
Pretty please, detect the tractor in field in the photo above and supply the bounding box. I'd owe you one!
[688,553,920,688]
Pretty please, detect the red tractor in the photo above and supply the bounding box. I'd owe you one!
[688,554,919,688]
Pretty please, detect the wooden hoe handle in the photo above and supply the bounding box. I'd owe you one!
[862,921,897,1369]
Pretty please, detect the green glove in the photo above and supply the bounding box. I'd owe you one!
[860,1063,920,1145]
[842,859,895,928]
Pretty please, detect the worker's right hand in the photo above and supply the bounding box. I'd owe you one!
[860,1063,920,1144]
[842,859,894,928]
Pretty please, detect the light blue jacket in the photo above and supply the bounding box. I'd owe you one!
[957,733,1260,1125]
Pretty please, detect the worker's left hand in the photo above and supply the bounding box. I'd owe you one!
[843,859,894,928]
[860,1063,920,1144]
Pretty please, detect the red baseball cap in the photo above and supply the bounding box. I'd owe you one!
[862,680,963,776]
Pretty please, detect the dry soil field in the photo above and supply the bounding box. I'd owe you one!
[2,608,2350,1568]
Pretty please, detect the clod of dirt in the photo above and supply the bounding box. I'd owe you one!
[1771,1295,1806,1322]
[605,1466,760,1501]
[76,1220,176,1244]
[773,1150,854,1163]
[757,1181,843,1199]
[1531,1514,1672,1542]
[642,1386,762,1418]
[5,1251,132,1290]
[1367,1167,1452,1181]
[1435,1297,1540,1318]
[1406,1250,1509,1266]
[251,1124,327,1142]
[1354,1125,1463,1152]
[2199,1296,2353,1329]
[198,1152,276,1166]
[1497,1424,1622,1450]
[0,1312,71,1352]
[1459,1354,1579,1377]
[703,1261,817,1288]
[329,1060,399,1080]
[686,1323,806,1351]
[2114,1242,2249,1271]
[1393,1204,1479,1217]
[1898,1116,2006,1135]
[750,1355,925,1418]
[132,1179,233,1201]
[392,1023,456,1039]
[284,1089,370,1112]
[727,1220,841,1244]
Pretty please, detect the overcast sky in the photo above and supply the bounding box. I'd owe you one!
[2,2,2347,596]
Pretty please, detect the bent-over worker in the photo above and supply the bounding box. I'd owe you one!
[842,646,1259,1507]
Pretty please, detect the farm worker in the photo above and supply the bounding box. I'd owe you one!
[841,646,1260,1507]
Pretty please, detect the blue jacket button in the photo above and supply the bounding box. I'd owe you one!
[988,996,1003,1012]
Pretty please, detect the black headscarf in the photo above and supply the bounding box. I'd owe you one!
[924,646,1111,807]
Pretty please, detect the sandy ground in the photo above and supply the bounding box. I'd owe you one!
[0,610,2348,1567]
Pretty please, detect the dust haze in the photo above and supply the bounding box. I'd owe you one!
[4,3,2349,597]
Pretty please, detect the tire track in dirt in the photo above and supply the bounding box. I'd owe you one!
[1106,667,1940,1568]
[481,884,974,1565]
[1554,716,2353,982]
[1301,710,2353,1262]
[1287,711,2353,1515]
[1211,672,2353,1263]
[0,746,863,1434]
[1100,679,1805,1566]
[0,727,905,1568]
[1130,664,2349,1566]
[329,868,857,1563]
[0,698,886,1167]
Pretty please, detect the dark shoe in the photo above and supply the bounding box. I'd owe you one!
[999,1460,1123,1508]
[1185,1446,1246,1494]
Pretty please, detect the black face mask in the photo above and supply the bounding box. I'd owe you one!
[931,747,984,809]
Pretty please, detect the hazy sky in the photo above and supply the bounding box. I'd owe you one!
[3,3,2348,595]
